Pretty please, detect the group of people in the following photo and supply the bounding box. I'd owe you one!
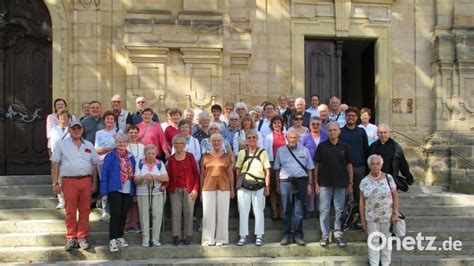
[48,94,414,265]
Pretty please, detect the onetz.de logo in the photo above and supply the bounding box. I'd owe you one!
[368,232,463,251]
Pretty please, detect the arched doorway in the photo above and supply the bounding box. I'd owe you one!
[0,0,52,174]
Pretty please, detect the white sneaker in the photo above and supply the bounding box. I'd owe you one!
[215,242,224,246]
[100,212,110,221]
[56,202,65,209]
[237,237,246,246]
[109,239,119,252]
[116,238,128,248]
[142,240,150,247]
[64,239,76,251]
[77,238,90,250]
[152,240,161,247]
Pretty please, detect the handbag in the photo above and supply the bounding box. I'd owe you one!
[386,174,406,237]
[394,175,409,192]
[238,149,266,191]
[286,145,309,194]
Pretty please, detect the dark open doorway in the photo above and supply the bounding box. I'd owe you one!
[305,39,375,121]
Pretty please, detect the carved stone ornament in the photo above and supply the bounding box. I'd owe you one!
[78,0,101,9]
[0,0,52,48]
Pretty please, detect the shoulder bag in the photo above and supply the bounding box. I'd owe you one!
[386,174,406,237]
[237,149,266,191]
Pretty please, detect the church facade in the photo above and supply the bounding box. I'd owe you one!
[0,0,472,192]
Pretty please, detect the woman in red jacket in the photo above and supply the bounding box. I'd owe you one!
[166,134,200,246]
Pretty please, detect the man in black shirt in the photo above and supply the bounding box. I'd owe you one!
[314,122,353,248]
[369,124,414,187]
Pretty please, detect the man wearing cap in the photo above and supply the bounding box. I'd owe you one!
[51,120,99,251]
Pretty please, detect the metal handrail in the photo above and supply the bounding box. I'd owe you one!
[392,130,473,168]
[390,130,427,152]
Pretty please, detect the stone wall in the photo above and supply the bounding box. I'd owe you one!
[45,0,474,192]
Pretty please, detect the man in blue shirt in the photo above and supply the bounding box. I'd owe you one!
[274,129,314,246]
[340,107,369,220]
[328,96,346,128]
[306,94,320,118]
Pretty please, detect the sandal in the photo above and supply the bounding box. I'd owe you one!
[320,237,329,247]
[336,237,347,247]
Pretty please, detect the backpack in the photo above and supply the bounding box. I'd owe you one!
[138,160,162,172]
[341,199,359,231]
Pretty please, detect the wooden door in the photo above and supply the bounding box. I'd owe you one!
[305,40,343,104]
[0,0,52,175]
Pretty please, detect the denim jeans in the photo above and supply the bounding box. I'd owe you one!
[280,177,307,239]
[319,186,346,239]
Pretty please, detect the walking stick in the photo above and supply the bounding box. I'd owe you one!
[147,179,155,247]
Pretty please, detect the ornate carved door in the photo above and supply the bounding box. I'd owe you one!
[305,40,342,104]
[0,1,52,175]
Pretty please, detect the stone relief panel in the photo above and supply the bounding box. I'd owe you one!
[291,1,334,18]
[181,48,222,109]
[125,47,169,113]
[229,53,251,102]
[183,0,218,12]
[352,4,391,22]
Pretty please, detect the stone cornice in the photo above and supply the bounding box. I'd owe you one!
[125,47,169,64]
[180,48,221,64]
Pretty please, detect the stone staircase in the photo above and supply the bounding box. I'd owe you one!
[0,175,474,265]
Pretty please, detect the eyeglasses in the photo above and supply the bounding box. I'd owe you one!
[136,101,145,104]
[311,123,321,126]
[294,117,303,121]
[112,100,121,103]
[247,136,257,140]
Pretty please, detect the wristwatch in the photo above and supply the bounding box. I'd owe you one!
[53,182,59,187]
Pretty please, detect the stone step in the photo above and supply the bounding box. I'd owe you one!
[0,185,53,197]
[0,175,51,186]
[22,255,474,266]
[398,193,474,205]
[1,242,473,263]
[2,204,472,221]
[0,183,447,198]
[1,226,472,248]
[1,215,473,234]
[406,185,444,194]
[1,192,472,210]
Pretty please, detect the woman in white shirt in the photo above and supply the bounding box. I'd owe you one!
[233,114,263,156]
[134,145,169,247]
[358,107,378,146]
[46,98,76,155]
[49,109,72,209]
[171,120,201,167]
